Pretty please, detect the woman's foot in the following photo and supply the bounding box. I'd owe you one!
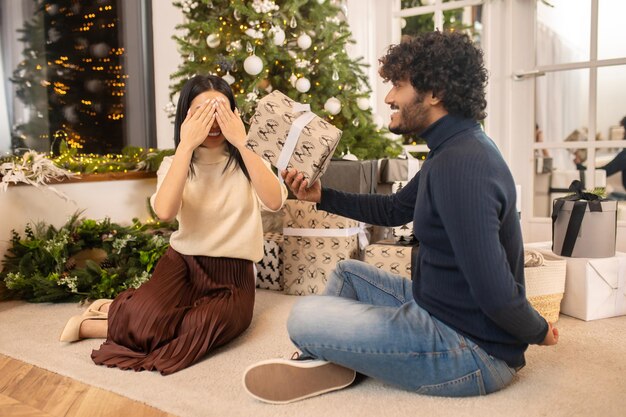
[83,299,113,315]
[60,312,108,342]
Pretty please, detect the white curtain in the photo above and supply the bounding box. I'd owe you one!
[535,22,587,171]
[0,25,10,154]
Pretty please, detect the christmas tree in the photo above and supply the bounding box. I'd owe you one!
[11,0,127,154]
[169,0,401,160]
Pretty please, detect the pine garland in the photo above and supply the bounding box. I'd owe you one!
[0,213,177,303]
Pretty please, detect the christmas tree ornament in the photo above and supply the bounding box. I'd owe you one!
[227,40,242,52]
[246,41,254,53]
[289,16,298,28]
[46,4,59,15]
[342,147,358,161]
[245,28,264,39]
[188,51,195,62]
[295,77,311,93]
[332,69,339,81]
[63,105,79,123]
[316,0,326,4]
[48,28,61,43]
[256,79,269,90]
[206,34,220,48]
[252,0,279,13]
[352,118,360,127]
[401,18,407,29]
[233,9,241,20]
[289,73,298,87]
[222,71,235,85]
[297,34,312,50]
[357,97,370,110]
[324,97,342,115]
[243,55,264,75]
[340,3,349,18]
[85,79,104,93]
[272,27,286,46]
[90,43,111,58]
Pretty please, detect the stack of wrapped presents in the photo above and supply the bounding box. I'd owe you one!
[247,90,420,296]
[523,184,624,322]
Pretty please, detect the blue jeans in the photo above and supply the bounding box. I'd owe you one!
[287,260,517,397]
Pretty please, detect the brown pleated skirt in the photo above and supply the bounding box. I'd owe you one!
[91,247,255,375]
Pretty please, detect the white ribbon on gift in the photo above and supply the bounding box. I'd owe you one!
[276,102,317,177]
[283,221,370,249]
[399,148,420,180]
[407,159,419,180]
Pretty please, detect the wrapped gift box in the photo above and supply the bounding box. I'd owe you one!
[390,181,417,243]
[319,159,378,194]
[560,252,626,321]
[255,233,284,291]
[282,200,362,295]
[526,242,626,321]
[378,156,420,184]
[362,240,416,279]
[551,189,617,258]
[245,90,341,185]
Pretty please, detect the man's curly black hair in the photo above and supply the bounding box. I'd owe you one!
[379,31,488,121]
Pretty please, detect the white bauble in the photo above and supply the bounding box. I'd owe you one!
[47,28,61,43]
[63,105,78,123]
[222,72,235,85]
[273,28,286,46]
[297,34,312,50]
[46,4,59,15]
[357,97,370,111]
[243,55,263,75]
[317,0,325,3]
[85,79,103,93]
[90,43,111,58]
[206,34,220,48]
[324,97,342,115]
[401,18,407,29]
[295,77,311,93]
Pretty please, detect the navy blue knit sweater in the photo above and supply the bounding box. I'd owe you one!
[319,114,548,368]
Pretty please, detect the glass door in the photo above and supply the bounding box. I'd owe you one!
[523,0,626,221]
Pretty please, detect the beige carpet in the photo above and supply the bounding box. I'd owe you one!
[0,290,625,417]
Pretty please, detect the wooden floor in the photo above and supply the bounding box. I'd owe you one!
[0,354,178,417]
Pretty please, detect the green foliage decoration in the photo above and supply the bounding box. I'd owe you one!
[0,213,177,303]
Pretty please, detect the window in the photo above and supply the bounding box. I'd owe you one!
[528,0,626,217]
[0,0,155,155]
[392,0,485,155]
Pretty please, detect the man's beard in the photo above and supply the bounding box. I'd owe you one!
[388,93,430,135]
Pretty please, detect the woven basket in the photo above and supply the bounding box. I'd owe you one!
[524,250,567,323]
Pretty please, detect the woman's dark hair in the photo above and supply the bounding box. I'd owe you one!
[379,31,488,120]
[173,74,249,180]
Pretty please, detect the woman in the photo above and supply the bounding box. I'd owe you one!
[60,75,286,375]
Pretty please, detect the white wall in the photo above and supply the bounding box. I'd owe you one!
[151,0,184,150]
[0,33,9,154]
[0,178,157,264]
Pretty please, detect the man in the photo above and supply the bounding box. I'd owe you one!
[243,31,558,404]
